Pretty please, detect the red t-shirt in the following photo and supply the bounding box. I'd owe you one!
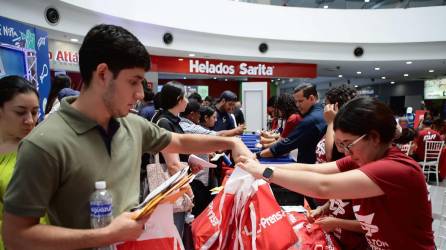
[414,129,442,160]
[327,199,368,250]
[336,147,435,249]
[281,113,302,138]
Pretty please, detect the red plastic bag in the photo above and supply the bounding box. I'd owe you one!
[286,212,341,250]
[116,204,184,250]
[192,188,236,250]
[236,182,297,250]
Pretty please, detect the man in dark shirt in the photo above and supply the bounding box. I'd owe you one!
[258,83,326,163]
[213,90,244,135]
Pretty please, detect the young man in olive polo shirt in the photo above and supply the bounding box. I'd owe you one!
[2,24,252,250]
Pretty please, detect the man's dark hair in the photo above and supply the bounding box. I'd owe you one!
[293,83,318,99]
[45,74,71,114]
[218,90,237,102]
[181,100,201,117]
[325,84,357,108]
[188,92,203,103]
[79,24,150,87]
[334,97,396,144]
[160,81,185,110]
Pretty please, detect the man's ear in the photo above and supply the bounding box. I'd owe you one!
[95,63,110,87]
[309,94,316,103]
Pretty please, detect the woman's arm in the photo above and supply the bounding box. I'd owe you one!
[315,217,364,233]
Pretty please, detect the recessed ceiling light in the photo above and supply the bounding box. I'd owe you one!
[429,69,435,73]
[356,71,362,75]
[183,77,187,79]
[406,61,412,65]
[213,77,217,80]
[70,38,79,42]
[365,0,370,2]
[323,5,328,8]
[381,76,386,79]
[404,73,409,77]
[278,78,281,81]
[354,85,359,88]
[374,67,380,71]
[338,74,343,78]
[188,53,195,57]
[390,81,395,84]
[289,79,293,82]
[178,58,184,61]
[225,79,228,81]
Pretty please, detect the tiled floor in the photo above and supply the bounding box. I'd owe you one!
[430,179,446,249]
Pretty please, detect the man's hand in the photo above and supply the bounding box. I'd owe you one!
[314,217,339,233]
[234,125,245,135]
[307,206,325,223]
[231,138,255,163]
[105,211,148,243]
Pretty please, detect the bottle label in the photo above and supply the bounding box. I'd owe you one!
[90,203,112,217]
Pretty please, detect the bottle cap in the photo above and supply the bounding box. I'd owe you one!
[95,181,106,190]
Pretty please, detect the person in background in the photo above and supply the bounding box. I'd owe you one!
[412,118,442,161]
[188,92,203,104]
[266,96,278,131]
[200,106,244,137]
[315,84,357,164]
[311,85,367,250]
[233,101,245,127]
[2,24,252,250]
[203,96,214,107]
[397,116,409,129]
[44,74,71,115]
[238,96,435,249]
[138,82,155,121]
[0,76,43,250]
[261,93,301,148]
[213,90,244,134]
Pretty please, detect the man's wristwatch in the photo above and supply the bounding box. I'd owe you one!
[262,166,275,182]
[256,152,261,159]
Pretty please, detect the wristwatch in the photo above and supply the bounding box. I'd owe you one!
[262,166,275,182]
[255,152,261,159]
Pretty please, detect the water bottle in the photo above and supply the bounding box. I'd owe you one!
[90,181,113,250]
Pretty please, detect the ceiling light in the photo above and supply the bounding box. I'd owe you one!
[278,78,281,81]
[323,5,328,8]
[406,61,412,65]
[183,77,187,79]
[365,0,370,2]
[70,38,79,42]
[188,53,195,57]
[213,77,217,80]
[429,69,435,73]
[356,71,362,75]
[225,79,228,81]
[390,81,395,84]
[338,74,343,78]
[374,67,380,71]
[404,73,409,77]
[381,76,386,80]
[354,85,359,88]
[289,79,293,82]
[178,58,184,61]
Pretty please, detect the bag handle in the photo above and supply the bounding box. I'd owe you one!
[153,117,169,164]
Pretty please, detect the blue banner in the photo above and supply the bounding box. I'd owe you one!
[0,16,50,120]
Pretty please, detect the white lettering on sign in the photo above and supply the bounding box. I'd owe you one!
[207,201,220,227]
[1,25,18,38]
[189,60,274,76]
[49,50,79,64]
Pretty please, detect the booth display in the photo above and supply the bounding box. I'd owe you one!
[0,16,50,120]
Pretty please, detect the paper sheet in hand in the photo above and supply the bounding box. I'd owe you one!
[188,154,217,168]
[133,167,189,211]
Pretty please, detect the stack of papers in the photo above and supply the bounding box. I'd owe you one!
[132,167,195,220]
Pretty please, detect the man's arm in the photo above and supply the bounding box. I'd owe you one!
[2,211,147,250]
[162,133,252,162]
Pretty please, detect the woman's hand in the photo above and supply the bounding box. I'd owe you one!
[323,103,338,124]
[314,217,339,232]
[236,156,264,179]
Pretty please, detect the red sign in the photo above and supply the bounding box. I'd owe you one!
[151,55,316,78]
[48,50,79,64]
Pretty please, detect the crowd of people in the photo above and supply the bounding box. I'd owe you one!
[0,23,439,250]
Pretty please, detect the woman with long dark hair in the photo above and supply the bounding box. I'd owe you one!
[238,96,435,249]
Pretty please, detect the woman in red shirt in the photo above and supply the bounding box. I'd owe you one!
[261,93,302,148]
[239,97,435,250]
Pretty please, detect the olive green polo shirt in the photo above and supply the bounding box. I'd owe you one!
[4,97,172,229]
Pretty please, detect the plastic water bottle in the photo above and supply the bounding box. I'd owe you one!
[90,181,113,250]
